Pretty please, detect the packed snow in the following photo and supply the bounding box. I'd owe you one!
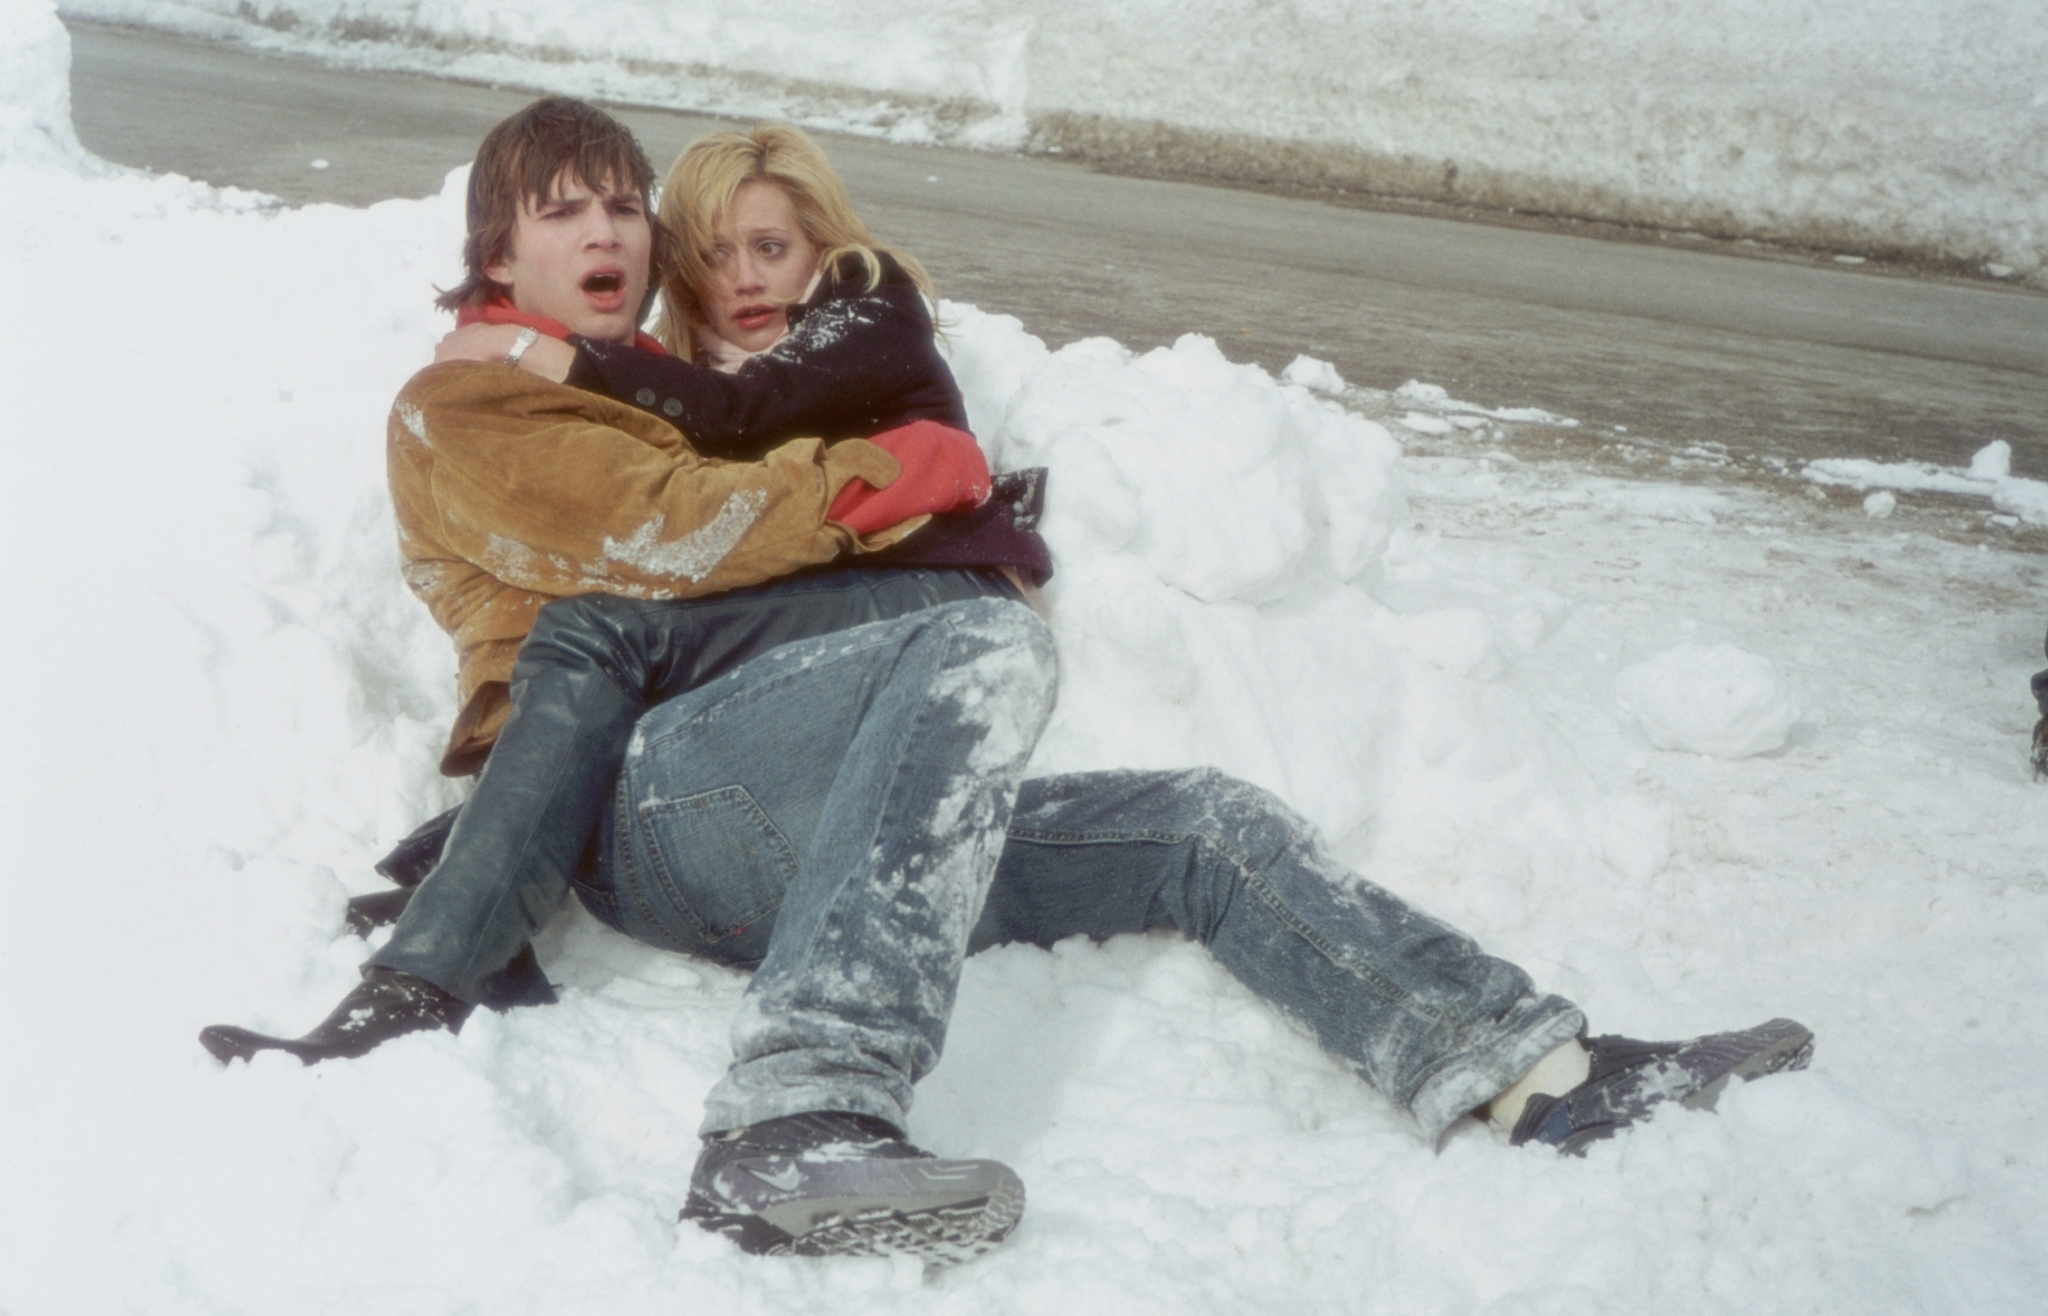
[55,0,2048,282]
[5,3,2048,1312]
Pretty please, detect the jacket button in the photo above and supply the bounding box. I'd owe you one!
[663,398,684,417]
[636,388,657,405]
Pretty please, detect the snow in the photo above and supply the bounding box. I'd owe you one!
[5,3,2048,1312]
[1616,643,1799,759]
[1806,440,2048,527]
[54,0,2048,283]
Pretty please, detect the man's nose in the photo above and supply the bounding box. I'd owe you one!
[583,210,624,248]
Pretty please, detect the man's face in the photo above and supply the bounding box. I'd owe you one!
[485,171,652,343]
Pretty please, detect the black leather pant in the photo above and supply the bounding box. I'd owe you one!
[369,567,1019,1003]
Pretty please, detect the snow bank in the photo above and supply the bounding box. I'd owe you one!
[56,0,2048,280]
[7,12,2048,1314]
[1,0,95,169]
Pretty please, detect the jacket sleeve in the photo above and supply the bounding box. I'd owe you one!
[568,284,967,458]
[392,364,912,602]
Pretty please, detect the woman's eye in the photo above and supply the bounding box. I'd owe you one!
[759,241,785,258]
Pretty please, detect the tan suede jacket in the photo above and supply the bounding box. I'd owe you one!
[388,362,915,775]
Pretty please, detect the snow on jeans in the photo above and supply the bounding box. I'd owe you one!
[579,610,1586,1141]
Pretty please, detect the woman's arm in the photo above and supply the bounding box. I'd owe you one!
[572,282,968,460]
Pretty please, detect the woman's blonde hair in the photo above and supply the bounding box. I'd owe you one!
[654,123,934,360]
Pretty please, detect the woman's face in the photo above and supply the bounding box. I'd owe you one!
[700,179,821,353]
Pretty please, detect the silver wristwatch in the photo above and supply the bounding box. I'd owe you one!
[503,326,540,367]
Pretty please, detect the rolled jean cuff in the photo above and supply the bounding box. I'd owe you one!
[699,1079,910,1139]
[1407,996,1587,1142]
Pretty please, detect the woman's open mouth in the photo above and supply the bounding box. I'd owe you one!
[732,303,781,334]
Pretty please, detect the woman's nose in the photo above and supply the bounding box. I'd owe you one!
[730,251,764,292]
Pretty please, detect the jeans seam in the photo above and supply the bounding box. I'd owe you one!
[1006,826,1182,845]
[768,611,962,1004]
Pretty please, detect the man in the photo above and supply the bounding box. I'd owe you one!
[202,97,1814,1268]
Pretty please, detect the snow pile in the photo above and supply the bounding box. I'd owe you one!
[57,0,2048,280]
[1617,643,1799,759]
[1807,438,2048,525]
[7,14,2048,1315]
[1,0,95,169]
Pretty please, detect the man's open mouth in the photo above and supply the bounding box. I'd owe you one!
[582,271,623,294]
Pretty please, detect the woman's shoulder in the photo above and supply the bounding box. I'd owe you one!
[790,251,930,341]
[816,249,922,302]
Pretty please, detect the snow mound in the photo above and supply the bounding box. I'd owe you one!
[1617,643,1800,758]
[2,0,99,171]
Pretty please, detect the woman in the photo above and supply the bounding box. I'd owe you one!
[439,122,972,460]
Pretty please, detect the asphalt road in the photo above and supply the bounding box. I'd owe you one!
[66,21,2048,476]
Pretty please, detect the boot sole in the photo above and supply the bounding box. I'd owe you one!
[1678,1017,1815,1112]
[198,1024,316,1065]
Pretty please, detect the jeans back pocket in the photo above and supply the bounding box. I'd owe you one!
[634,784,798,955]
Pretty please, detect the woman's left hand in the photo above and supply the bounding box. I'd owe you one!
[435,324,575,382]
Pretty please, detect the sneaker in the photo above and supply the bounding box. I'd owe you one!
[1510,1017,1815,1155]
[197,967,471,1065]
[681,1111,1025,1266]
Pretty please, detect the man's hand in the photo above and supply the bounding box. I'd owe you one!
[435,323,575,382]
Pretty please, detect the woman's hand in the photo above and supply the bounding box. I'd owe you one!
[434,324,575,382]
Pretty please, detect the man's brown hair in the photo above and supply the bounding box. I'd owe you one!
[436,95,677,315]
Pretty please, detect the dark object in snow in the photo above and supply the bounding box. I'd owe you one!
[2030,625,2048,779]
[373,806,461,887]
[1509,1018,1815,1156]
[681,1111,1025,1266]
[344,887,414,936]
[198,966,473,1066]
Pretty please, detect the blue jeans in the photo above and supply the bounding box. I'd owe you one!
[577,603,1585,1141]
[370,568,1016,1002]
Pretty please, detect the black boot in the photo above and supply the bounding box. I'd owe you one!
[197,967,471,1065]
[343,887,415,936]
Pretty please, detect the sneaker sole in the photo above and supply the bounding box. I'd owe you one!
[685,1159,1026,1268]
[791,1176,1026,1265]
[1678,1017,1815,1112]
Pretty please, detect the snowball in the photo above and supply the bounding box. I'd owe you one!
[1617,643,1799,757]
[1862,490,1896,518]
